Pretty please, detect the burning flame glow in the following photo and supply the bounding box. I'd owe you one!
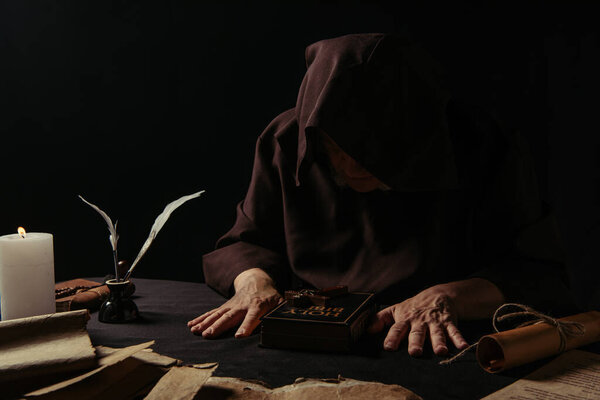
[18,227,26,239]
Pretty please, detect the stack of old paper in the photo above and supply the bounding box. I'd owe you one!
[22,342,181,400]
[0,310,179,399]
[0,310,97,396]
[0,310,422,400]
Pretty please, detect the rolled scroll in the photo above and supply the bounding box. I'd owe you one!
[476,310,600,373]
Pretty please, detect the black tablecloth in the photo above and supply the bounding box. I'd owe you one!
[85,278,554,399]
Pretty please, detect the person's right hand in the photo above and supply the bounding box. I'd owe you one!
[187,268,282,339]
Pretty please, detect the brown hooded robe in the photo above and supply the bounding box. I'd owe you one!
[203,34,571,311]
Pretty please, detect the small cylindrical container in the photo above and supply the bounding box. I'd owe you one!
[98,279,139,323]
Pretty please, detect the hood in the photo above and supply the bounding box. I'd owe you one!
[293,33,458,191]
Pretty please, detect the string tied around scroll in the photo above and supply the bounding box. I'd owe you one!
[439,303,586,365]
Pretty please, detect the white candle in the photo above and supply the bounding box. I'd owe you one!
[0,230,55,320]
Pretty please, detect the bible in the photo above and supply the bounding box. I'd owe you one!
[260,291,376,352]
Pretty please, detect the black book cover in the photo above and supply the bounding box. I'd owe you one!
[260,292,376,352]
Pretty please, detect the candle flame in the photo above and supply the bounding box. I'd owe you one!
[18,227,27,238]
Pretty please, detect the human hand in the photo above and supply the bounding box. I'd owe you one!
[187,268,282,339]
[367,285,469,356]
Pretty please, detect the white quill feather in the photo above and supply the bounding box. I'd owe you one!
[79,195,119,251]
[124,190,205,280]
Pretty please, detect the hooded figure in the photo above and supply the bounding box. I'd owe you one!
[195,33,573,353]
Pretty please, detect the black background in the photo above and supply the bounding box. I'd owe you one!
[1,1,599,308]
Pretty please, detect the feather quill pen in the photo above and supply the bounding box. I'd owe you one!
[79,190,205,282]
[123,190,205,281]
[78,195,120,280]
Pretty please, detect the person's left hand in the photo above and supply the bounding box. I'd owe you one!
[367,285,470,356]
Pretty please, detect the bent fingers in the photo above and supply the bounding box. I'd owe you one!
[190,308,228,335]
[188,309,218,328]
[202,309,245,338]
[383,321,409,351]
[446,322,469,350]
[428,323,448,356]
[407,323,427,357]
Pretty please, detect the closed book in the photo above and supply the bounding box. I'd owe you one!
[260,292,376,352]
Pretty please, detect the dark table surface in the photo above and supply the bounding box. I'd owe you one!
[85,278,574,400]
